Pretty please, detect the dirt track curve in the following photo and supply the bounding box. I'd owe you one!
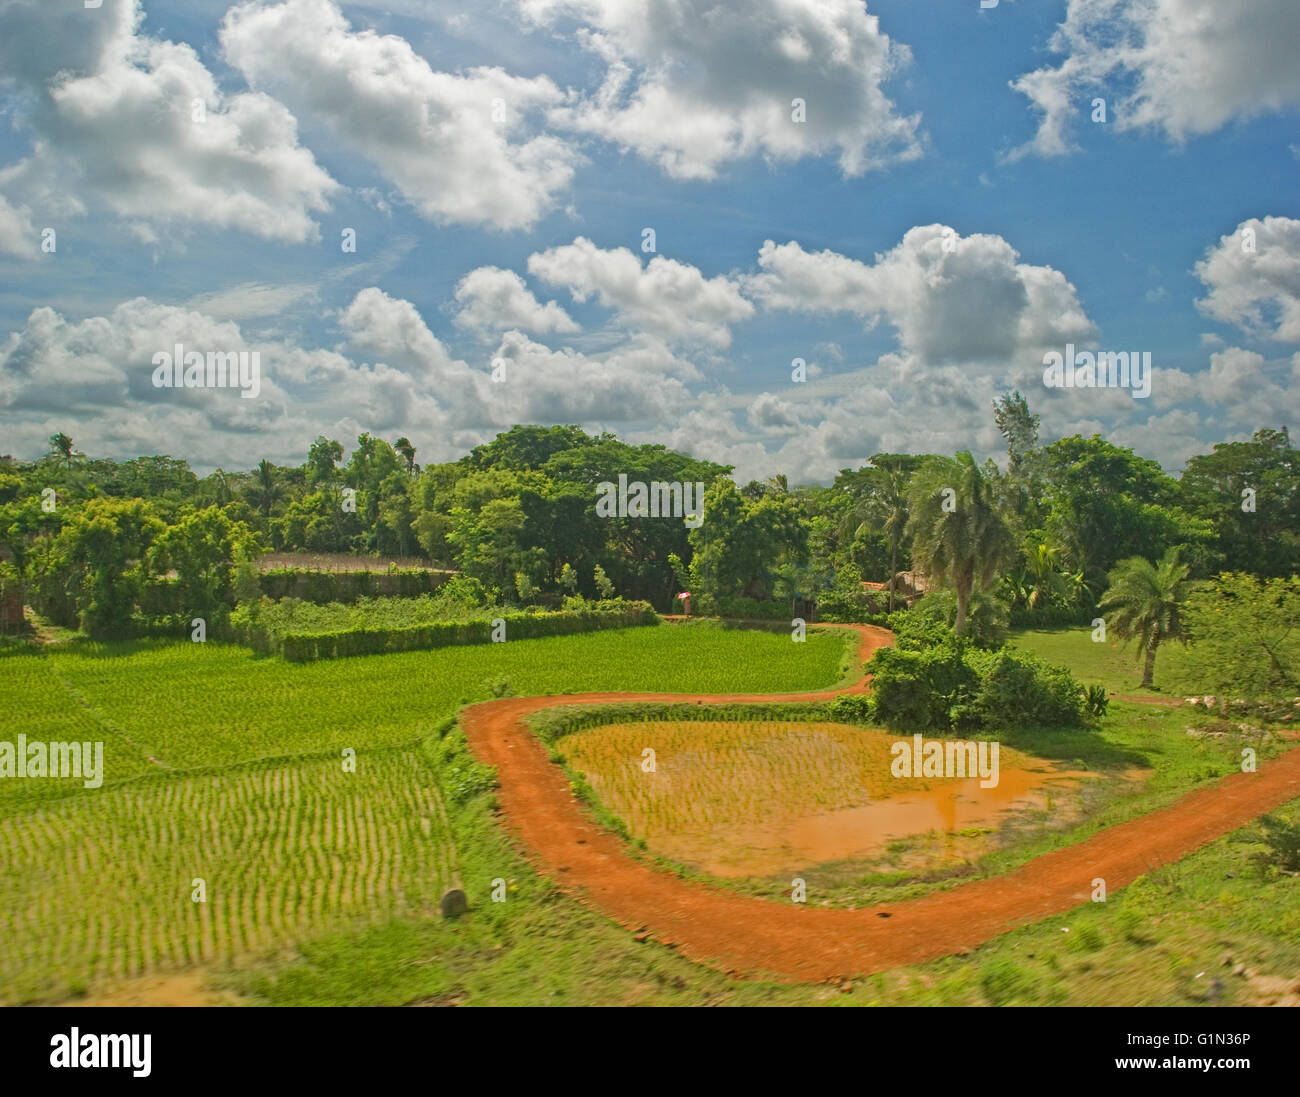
[461,623,1300,982]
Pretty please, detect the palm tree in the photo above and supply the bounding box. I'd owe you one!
[838,456,913,612]
[249,459,281,518]
[1097,547,1190,689]
[394,437,418,475]
[47,432,75,468]
[772,560,819,619]
[905,452,1018,637]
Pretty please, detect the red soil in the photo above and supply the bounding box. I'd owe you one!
[460,623,1300,982]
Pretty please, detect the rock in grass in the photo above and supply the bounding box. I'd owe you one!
[440,889,469,919]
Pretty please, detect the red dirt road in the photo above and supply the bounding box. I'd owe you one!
[460,623,1300,982]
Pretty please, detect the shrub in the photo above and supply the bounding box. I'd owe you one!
[1255,815,1300,874]
[1083,684,1109,719]
[866,637,1086,731]
[968,647,1087,729]
[866,642,980,731]
[827,694,874,724]
[899,589,1009,649]
[593,564,616,599]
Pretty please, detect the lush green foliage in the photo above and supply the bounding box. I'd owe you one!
[1097,547,1192,689]
[4,416,1293,631]
[890,589,1010,650]
[866,638,1086,731]
[1175,572,1300,699]
[1179,428,1300,579]
[231,596,658,660]
[905,452,1018,636]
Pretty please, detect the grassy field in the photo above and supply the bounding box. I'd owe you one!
[0,622,851,1001]
[0,748,452,1005]
[5,618,1297,1006]
[1011,625,1199,697]
[4,624,848,785]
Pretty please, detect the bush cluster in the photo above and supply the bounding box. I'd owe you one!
[866,637,1087,732]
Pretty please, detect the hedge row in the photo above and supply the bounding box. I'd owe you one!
[239,602,659,661]
[258,567,451,603]
[136,567,452,620]
[1008,604,1097,628]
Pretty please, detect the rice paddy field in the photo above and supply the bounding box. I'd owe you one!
[0,748,452,1004]
[557,717,1084,878]
[551,699,1297,903]
[4,619,1298,1008]
[0,623,850,1003]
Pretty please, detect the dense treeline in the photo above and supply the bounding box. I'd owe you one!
[1,399,1297,641]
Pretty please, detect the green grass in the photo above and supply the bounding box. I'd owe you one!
[7,617,1296,1007]
[1010,625,1198,697]
[4,624,849,782]
[0,622,852,1001]
[0,747,453,1004]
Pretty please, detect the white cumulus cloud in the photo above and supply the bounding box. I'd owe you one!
[222,0,580,231]
[520,0,921,180]
[1009,0,1300,159]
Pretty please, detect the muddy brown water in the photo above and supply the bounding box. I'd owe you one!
[654,762,1119,878]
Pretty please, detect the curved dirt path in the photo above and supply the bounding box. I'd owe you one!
[461,623,1300,982]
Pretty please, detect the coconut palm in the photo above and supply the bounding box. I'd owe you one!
[838,455,914,612]
[394,437,418,475]
[249,459,281,518]
[1097,547,1191,689]
[905,452,1018,636]
[47,432,76,468]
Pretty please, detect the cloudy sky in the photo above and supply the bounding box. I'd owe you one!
[1,0,1298,483]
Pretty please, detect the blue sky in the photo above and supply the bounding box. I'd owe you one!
[2,0,1299,482]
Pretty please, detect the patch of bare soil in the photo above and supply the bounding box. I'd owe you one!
[57,972,243,1007]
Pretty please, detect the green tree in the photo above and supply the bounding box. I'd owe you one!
[1179,427,1300,578]
[306,436,344,488]
[836,453,919,611]
[47,432,76,468]
[992,391,1040,478]
[394,437,418,475]
[1040,435,1208,583]
[149,506,264,623]
[248,459,282,519]
[44,498,165,636]
[906,452,1018,637]
[1097,548,1191,689]
[1176,573,1300,699]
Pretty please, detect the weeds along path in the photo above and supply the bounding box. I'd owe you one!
[460,623,1300,982]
